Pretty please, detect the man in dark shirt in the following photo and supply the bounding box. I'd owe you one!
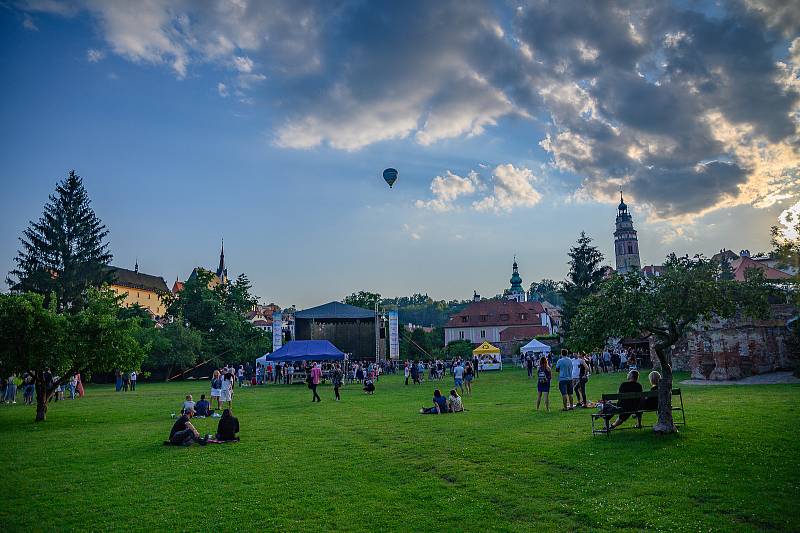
[610,370,644,430]
[169,410,203,445]
[215,409,240,441]
[194,394,211,417]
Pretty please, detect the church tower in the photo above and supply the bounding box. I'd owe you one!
[614,191,641,274]
[216,238,228,285]
[507,257,526,302]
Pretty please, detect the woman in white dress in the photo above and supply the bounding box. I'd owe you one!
[210,370,222,410]
[220,372,233,409]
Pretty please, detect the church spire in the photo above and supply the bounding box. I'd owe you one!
[216,238,227,283]
[134,257,139,274]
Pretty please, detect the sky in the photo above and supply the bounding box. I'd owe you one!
[0,0,798,308]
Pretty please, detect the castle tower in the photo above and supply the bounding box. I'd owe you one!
[507,256,526,302]
[614,191,641,274]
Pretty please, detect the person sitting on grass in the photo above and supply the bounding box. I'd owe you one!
[420,389,448,414]
[448,389,463,413]
[168,409,207,446]
[194,394,211,417]
[182,394,195,414]
[215,409,240,442]
[644,371,661,410]
[363,378,376,394]
[609,370,644,430]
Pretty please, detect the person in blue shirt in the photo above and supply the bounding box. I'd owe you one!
[194,394,211,417]
[452,362,465,395]
[420,389,449,414]
[555,349,575,411]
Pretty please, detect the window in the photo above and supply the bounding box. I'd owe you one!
[480,330,486,338]
[459,331,465,340]
[520,313,526,320]
[480,315,488,322]
[628,244,634,255]
[500,314,509,321]
[461,316,469,323]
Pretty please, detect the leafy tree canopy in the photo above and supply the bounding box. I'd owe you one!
[343,291,382,310]
[568,254,770,432]
[0,289,145,421]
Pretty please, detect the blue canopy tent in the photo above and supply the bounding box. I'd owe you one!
[256,340,345,364]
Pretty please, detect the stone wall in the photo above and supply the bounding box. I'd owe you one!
[669,304,797,380]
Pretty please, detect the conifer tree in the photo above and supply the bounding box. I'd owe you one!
[7,171,113,312]
[560,232,605,335]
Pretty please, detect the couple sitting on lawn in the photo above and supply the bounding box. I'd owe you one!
[419,389,463,414]
[167,408,240,446]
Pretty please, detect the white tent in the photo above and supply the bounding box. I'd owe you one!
[521,339,552,354]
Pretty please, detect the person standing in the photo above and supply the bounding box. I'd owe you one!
[404,363,410,386]
[472,355,480,379]
[576,355,590,408]
[536,357,551,411]
[210,370,222,410]
[452,360,465,395]
[130,370,137,391]
[68,374,77,400]
[4,373,17,404]
[526,354,534,378]
[310,363,322,402]
[220,372,234,409]
[23,372,35,405]
[237,365,245,388]
[555,350,575,411]
[332,364,343,401]
[464,362,474,395]
[115,369,123,392]
[76,372,84,397]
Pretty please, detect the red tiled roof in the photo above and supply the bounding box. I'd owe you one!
[731,256,791,281]
[445,299,544,328]
[172,280,184,294]
[499,325,551,341]
[252,319,271,327]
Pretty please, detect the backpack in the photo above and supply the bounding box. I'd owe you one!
[212,378,221,389]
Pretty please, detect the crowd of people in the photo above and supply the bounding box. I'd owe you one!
[1,369,85,405]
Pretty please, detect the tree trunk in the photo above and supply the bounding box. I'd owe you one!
[653,346,677,434]
[35,378,50,422]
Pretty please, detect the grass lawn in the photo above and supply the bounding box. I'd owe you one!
[1,368,799,532]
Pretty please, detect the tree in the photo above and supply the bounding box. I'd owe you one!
[141,321,203,379]
[343,291,382,310]
[770,220,800,374]
[7,171,113,312]
[166,269,270,367]
[445,340,473,360]
[560,232,605,333]
[0,289,145,421]
[529,279,565,306]
[568,254,769,433]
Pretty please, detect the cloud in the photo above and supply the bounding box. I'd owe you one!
[16,0,799,222]
[402,223,422,241]
[233,56,253,73]
[217,82,228,97]
[473,164,542,213]
[22,14,38,30]
[416,164,541,213]
[87,48,104,62]
[415,170,481,212]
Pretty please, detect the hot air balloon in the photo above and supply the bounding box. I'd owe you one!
[382,168,398,188]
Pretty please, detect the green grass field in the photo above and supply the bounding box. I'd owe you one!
[1,368,799,532]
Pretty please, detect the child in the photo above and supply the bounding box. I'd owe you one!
[182,394,195,414]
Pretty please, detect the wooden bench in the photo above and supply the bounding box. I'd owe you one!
[591,388,686,436]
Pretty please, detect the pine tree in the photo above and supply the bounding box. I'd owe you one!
[7,171,113,312]
[560,232,605,335]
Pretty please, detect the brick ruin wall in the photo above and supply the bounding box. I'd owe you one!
[667,304,797,380]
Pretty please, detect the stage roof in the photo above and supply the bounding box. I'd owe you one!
[295,301,376,320]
